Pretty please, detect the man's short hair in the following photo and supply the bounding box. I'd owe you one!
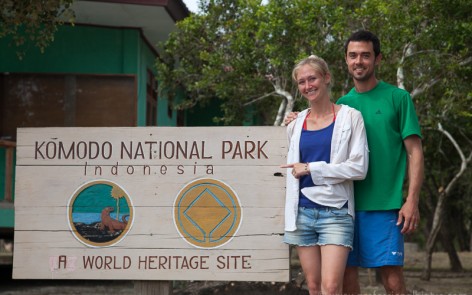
[344,30,381,57]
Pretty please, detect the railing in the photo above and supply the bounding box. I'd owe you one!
[0,139,15,265]
[0,139,16,203]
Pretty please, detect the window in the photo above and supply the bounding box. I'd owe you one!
[146,70,158,126]
[0,73,137,140]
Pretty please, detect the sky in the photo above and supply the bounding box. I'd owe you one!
[183,0,199,13]
[182,0,268,14]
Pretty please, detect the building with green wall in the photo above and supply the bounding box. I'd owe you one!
[0,0,190,260]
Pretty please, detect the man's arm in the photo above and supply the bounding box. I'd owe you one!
[397,135,424,234]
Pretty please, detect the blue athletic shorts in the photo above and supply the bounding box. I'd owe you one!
[347,210,404,267]
[284,206,354,249]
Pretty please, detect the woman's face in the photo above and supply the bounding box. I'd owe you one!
[296,64,330,103]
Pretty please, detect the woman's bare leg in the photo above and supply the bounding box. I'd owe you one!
[297,245,322,295]
[320,245,350,295]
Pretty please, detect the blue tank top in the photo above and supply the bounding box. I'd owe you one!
[299,122,334,208]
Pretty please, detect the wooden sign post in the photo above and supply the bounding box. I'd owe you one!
[13,127,289,290]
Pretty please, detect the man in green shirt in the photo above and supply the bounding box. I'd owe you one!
[338,30,424,295]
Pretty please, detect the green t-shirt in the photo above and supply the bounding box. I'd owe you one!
[337,81,422,211]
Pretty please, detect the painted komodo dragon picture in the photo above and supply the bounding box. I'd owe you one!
[100,206,129,234]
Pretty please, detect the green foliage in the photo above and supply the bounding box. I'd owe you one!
[0,0,74,58]
[158,0,471,126]
[157,0,353,125]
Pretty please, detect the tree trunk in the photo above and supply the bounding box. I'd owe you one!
[274,97,288,126]
[439,221,463,272]
[272,79,293,126]
[422,249,433,281]
[470,235,472,253]
[421,193,445,280]
[134,281,172,295]
[456,215,470,251]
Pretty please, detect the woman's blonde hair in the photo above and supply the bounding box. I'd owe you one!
[292,55,333,89]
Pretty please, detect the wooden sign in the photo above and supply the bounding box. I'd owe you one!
[13,127,289,282]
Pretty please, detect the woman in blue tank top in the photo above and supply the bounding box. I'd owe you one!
[281,55,369,295]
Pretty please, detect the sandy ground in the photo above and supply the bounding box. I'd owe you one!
[1,251,471,295]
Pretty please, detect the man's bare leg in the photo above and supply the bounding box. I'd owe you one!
[380,266,407,295]
[343,266,360,295]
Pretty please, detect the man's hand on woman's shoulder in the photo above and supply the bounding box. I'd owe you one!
[284,112,299,125]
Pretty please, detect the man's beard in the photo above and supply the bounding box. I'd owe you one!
[351,69,374,82]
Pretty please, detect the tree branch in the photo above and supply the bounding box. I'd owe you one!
[411,78,441,99]
[243,91,276,106]
[404,49,441,59]
[459,56,472,66]
[437,123,472,196]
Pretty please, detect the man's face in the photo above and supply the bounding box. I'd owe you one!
[345,41,381,82]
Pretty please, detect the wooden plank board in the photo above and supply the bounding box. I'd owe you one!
[13,127,290,281]
[16,127,287,165]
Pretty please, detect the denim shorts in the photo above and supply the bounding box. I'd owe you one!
[284,206,354,249]
[347,210,404,267]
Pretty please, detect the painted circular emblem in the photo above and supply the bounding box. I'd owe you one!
[67,180,133,247]
[174,178,242,249]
